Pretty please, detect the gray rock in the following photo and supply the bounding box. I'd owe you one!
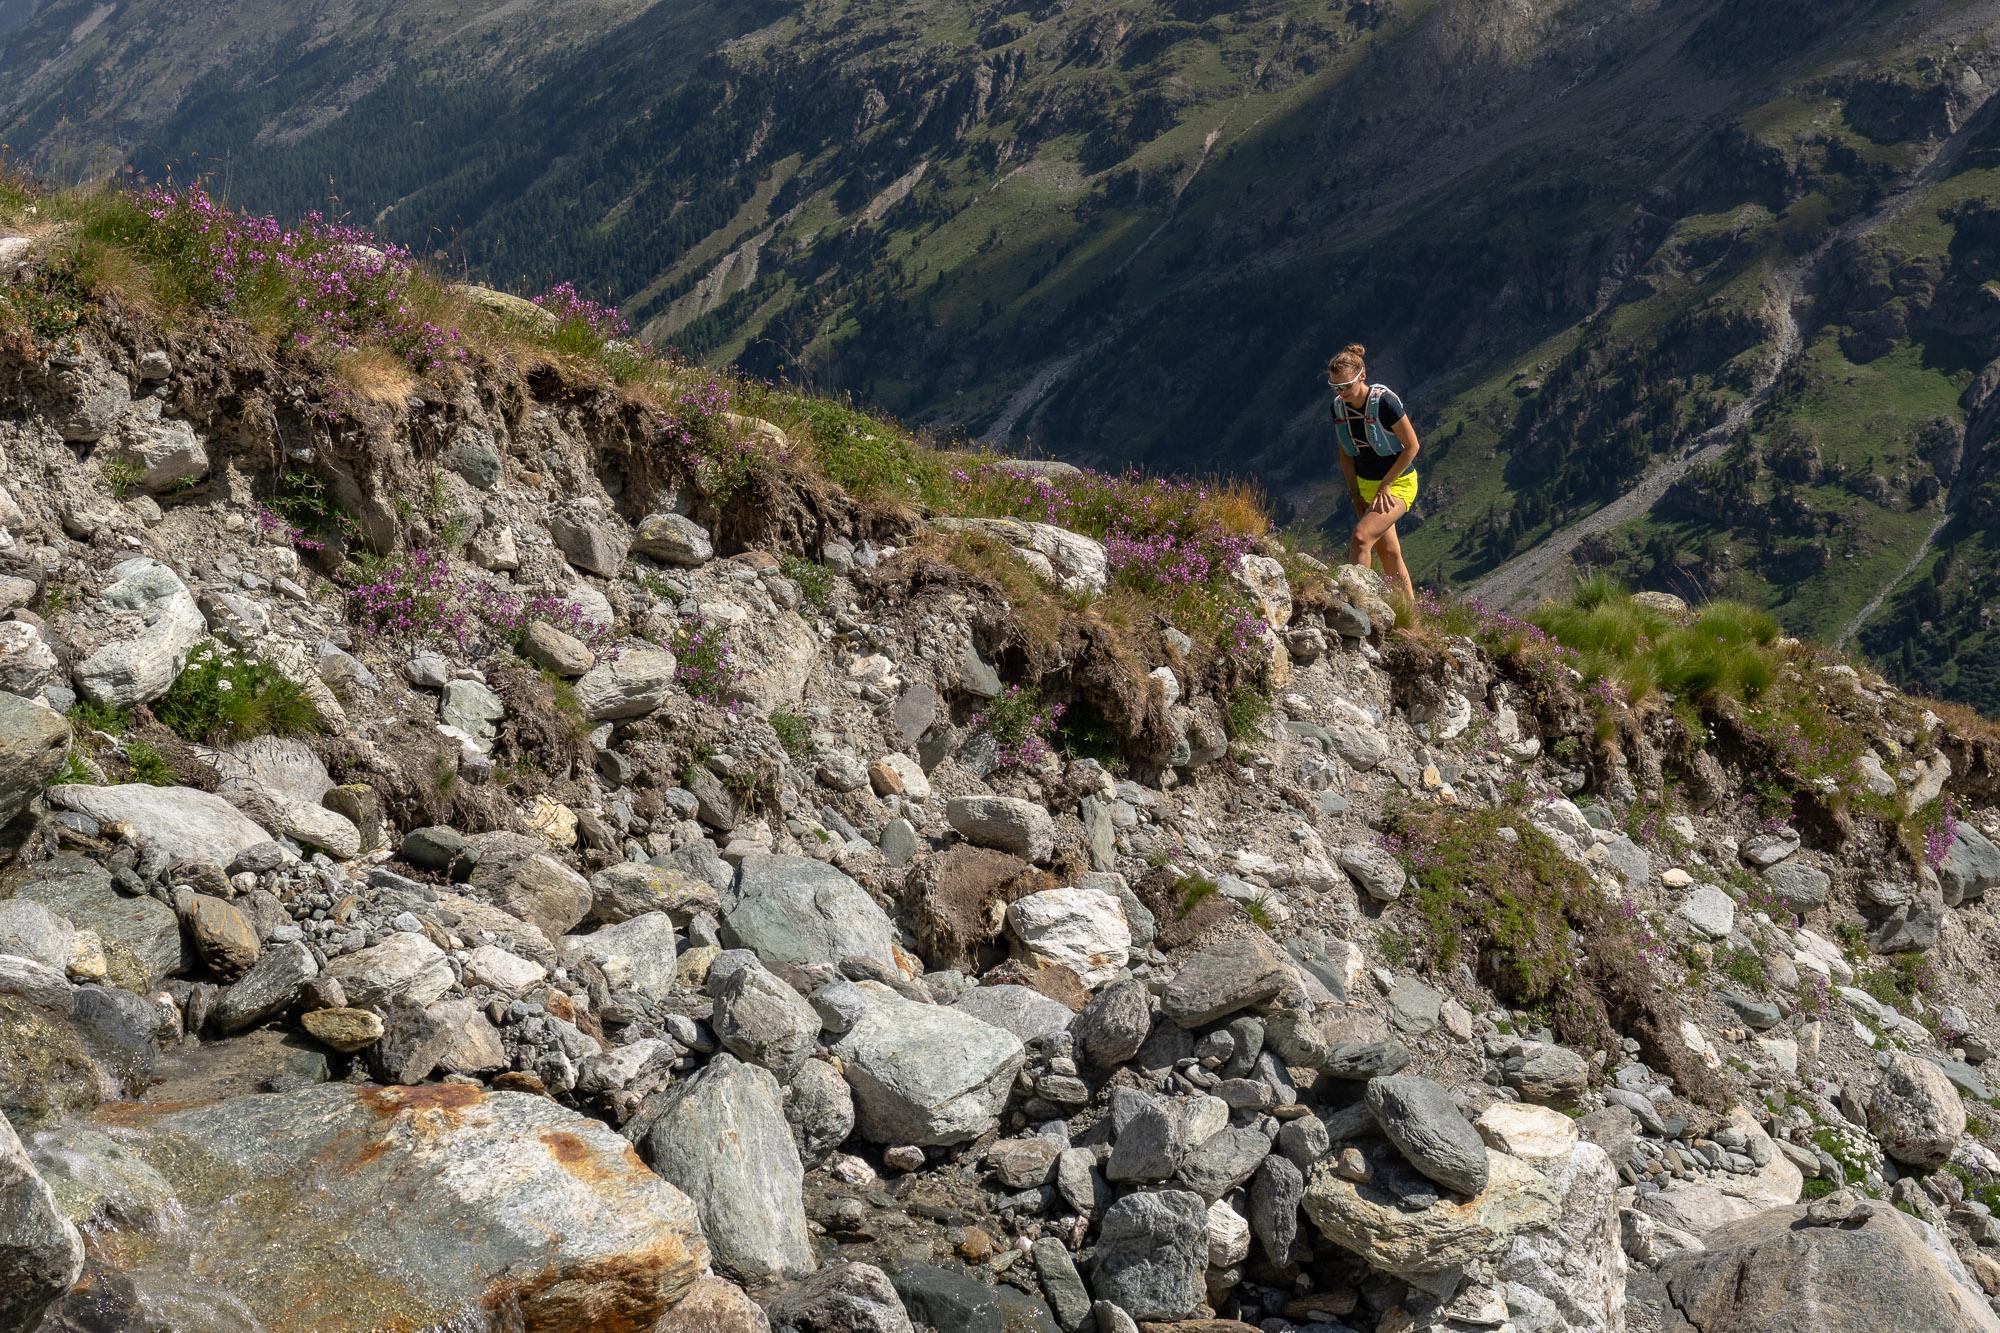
[550,508,629,576]
[1249,1154,1305,1265]
[0,900,72,972]
[1176,1125,1271,1201]
[632,512,715,566]
[784,1057,856,1164]
[46,783,270,865]
[368,999,452,1084]
[1323,1039,1412,1080]
[1090,1189,1208,1321]
[952,984,1076,1044]
[879,817,920,867]
[211,941,318,1035]
[31,1083,708,1330]
[521,621,595,677]
[723,854,904,974]
[589,861,716,925]
[889,1262,1061,1333]
[1366,1075,1489,1196]
[767,1261,915,1333]
[946,796,1056,863]
[832,984,1026,1146]
[575,647,677,721]
[640,1054,814,1283]
[1277,1115,1331,1170]
[323,932,454,1012]
[117,415,209,492]
[443,428,502,489]
[1507,1042,1589,1104]
[566,912,678,1001]
[1074,978,1152,1067]
[0,1112,83,1332]
[713,959,821,1080]
[1161,932,1289,1028]
[1762,861,1830,910]
[1941,824,2000,907]
[1658,1200,2000,1333]
[72,558,205,706]
[402,825,475,877]
[0,620,59,695]
[1867,1051,1966,1168]
[1336,844,1406,902]
[1031,1238,1093,1333]
[1107,1093,1185,1183]
[1741,828,1801,868]
[469,851,593,940]
[440,679,506,747]
[1386,976,1445,1034]
[0,691,69,832]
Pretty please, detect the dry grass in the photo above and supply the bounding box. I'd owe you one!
[330,345,422,406]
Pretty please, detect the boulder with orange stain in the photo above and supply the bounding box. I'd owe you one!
[32,1082,712,1332]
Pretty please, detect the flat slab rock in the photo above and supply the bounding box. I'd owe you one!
[34,1083,712,1332]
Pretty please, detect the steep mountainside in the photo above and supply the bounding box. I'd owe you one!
[7,175,2000,1333]
[1,0,1996,711]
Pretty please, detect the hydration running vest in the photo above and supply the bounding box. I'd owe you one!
[1332,384,1400,459]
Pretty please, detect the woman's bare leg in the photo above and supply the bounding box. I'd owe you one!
[1376,520,1416,604]
[1350,495,1407,586]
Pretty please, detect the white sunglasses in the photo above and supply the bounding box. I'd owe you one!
[1330,374,1363,389]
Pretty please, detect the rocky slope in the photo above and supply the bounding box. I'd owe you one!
[4,198,2000,1333]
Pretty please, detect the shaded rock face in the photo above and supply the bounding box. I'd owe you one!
[1658,1202,2000,1332]
[0,1111,84,1331]
[31,1083,712,1332]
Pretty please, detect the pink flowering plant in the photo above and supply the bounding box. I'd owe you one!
[950,462,1260,595]
[532,281,632,358]
[348,548,612,651]
[671,609,742,712]
[117,183,464,371]
[968,683,1065,770]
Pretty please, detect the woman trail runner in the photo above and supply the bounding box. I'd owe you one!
[1328,342,1420,604]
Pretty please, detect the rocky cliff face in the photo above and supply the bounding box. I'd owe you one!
[2,197,2000,1332]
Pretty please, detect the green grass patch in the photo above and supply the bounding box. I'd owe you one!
[153,642,321,746]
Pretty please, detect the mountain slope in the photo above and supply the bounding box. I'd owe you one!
[0,0,1996,711]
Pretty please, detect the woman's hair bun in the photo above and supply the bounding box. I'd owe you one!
[1342,342,1367,358]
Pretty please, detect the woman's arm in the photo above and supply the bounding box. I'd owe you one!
[1369,417,1422,512]
[1339,449,1363,513]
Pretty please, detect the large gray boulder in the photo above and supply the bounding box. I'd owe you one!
[1161,932,1291,1028]
[45,784,271,865]
[73,558,206,706]
[1,1112,83,1331]
[946,796,1056,863]
[564,912,678,1001]
[323,932,455,1012]
[1090,1189,1208,1320]
[1301,1141,1558,1281]
[468,852,593,941]
[1941,824,2000,906]
[952,984,1076,1044]
[1867,1051,1965,1168]
[1366,1075,1490,1196]
[832,984,1026,1146]
[640,1054,814,1284]
[0,693,68,828]
[1658,1200,2000,1332]
[31,1083,710,1331]
[723,855,905,975]
[575,647,677,721]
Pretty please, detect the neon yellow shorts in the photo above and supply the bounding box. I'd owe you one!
[1357,470,1418,508]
